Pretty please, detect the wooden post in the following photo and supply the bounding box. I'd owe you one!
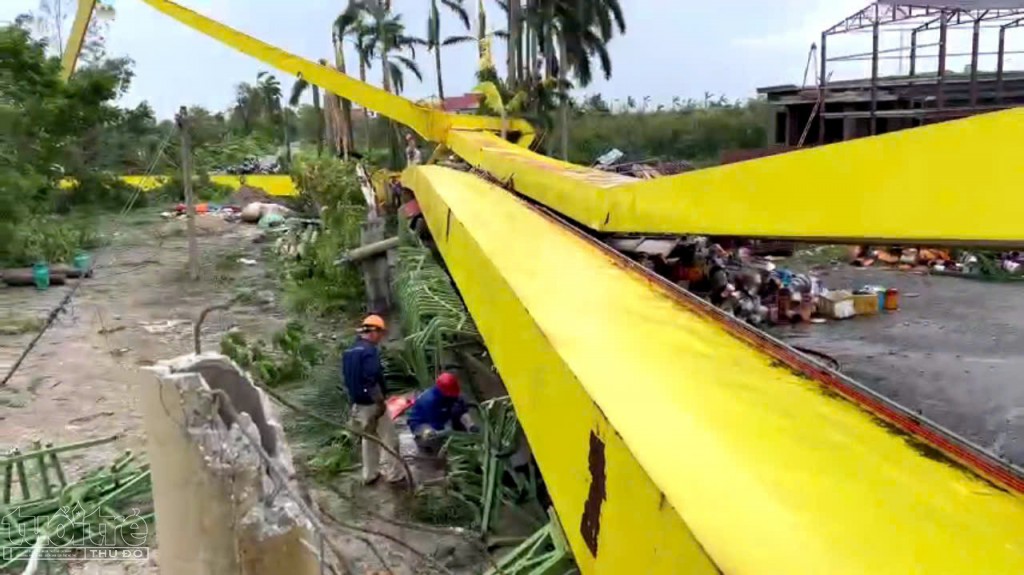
[176,106,200,281]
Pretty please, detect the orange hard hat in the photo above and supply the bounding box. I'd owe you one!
[360,314,387,331]
[436,372,461,397]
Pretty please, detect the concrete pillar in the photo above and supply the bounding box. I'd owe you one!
[843,115,857,141]
[142,354,320,575]
[360,219,393,313]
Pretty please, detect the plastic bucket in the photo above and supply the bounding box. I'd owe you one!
[73,252,91,273]
[32,262,50,291]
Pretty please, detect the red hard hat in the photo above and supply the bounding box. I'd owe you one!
[436,372,460,397]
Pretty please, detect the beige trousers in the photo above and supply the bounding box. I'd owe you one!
[351,404,402,482]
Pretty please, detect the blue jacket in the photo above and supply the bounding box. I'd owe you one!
[407,386,467,431]
[341,337,386,405]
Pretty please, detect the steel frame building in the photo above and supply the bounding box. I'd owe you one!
[760,1,1024,145]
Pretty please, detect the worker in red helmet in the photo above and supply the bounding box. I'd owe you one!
[407,372,477,454]
[342,314,403,485]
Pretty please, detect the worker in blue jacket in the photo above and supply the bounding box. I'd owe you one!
[408,372,477,454]
[341,314,403,485]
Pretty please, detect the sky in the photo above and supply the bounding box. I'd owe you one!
[2,0,1016,119]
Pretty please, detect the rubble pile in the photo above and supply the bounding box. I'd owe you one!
[851,246,1024,278]
[611,237,901,328]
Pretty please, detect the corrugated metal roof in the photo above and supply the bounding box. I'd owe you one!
[878,0,1024,8]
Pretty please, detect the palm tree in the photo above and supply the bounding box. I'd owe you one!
[426,0,473,104]
[257,71,290,165]
[340,1,424,95]
[545,0,626,159]
[289,68,324,156]
[333,9,376,157]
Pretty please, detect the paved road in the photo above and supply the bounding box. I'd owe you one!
[772,267,1024,467]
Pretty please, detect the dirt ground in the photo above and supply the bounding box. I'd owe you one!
[0,211,484,574]
[772,263,1024,468]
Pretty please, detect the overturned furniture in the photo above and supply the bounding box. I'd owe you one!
[142,354,321,575]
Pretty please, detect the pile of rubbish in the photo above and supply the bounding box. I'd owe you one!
[214,155,281,175]
[851,246,1024,278]
[162,196,295,229]
[611,236,902,327]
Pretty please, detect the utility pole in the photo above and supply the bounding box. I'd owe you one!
[176,106,200,281]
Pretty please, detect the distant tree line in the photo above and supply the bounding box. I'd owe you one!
[550,93,772,166]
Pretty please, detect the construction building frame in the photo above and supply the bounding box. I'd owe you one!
[817,2,1024,142]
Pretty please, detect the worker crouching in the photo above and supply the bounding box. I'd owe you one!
[408,372,478,455]
[342,315,404,485]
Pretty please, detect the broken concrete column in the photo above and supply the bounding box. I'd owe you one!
[141,354,320,575]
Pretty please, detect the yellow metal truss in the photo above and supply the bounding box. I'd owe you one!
[406,165,1024,574]
[448,116,1024,245]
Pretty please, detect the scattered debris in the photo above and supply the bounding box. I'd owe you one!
[851,246,1024,280]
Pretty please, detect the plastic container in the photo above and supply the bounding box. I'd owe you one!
[73,252,91,273]
[818,290,855,319]
[32,262,50,291]
[884,288,900,311]
[853,294,880,316]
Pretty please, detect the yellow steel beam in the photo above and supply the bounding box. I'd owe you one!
[404,164,1024,575]
[62,175,298,196]
[448,108,1024,245]
[61,0,98,79]
[133,0,534,146]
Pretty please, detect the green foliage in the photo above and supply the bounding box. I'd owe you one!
[445,398,541,532]
[0,23,148,267]
[219,322,323,388]
[556,98,771,165]
[54,172,142,213]
[286,357,350,445]
[284,356,360,481]
[0,215,103,267]
[392,242,480,390]
[279,158,367,318]
[147,172,236,204]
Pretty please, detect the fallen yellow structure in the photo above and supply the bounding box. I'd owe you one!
[406,165,1024,573]
[63,1,1024,573]
[60,175,298,196]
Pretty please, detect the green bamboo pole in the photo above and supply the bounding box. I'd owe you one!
[0,435,121,466]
